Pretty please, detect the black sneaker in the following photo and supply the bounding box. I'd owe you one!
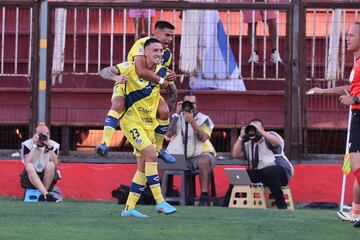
[198,193,209,206]
[354,220,360,228]
[38,194,46,201]
[46,193,60,202]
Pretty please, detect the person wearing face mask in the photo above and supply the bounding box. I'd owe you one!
[231,118,294,209]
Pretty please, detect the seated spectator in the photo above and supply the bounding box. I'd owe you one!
[20,124,61,202]
[231,119,293,209]
[129,8,156,40]
[166,91,217,206]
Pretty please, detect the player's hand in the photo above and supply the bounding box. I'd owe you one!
[113,75,128,84]
[165,70,176,82]
[160,80,169,89]
[176,101,183,114]
[306,87,324,95]
[339,89,354,106]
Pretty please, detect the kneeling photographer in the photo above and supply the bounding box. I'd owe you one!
[20,124,61,202]
[166,91,216,206]
[231,119,294,209]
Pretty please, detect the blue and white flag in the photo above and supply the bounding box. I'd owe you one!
[189,10,246,91]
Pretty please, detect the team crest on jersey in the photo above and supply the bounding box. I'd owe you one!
[135,137,143,145]
[138,48,144,54]
[121,62,130,67]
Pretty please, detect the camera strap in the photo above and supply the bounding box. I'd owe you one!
[250,141,259,170]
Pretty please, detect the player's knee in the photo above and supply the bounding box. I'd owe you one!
[157,101,170,120]
[111,97,125,113]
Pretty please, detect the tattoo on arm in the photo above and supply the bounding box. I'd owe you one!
[100,66,120,81]
[166,116,179,138]
[166,84,178,111]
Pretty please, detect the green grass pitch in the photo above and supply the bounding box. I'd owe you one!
[0,198,359,240]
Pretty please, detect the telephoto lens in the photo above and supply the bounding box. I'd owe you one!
[245,125,257,138]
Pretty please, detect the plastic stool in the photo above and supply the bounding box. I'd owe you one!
[23,189,41,202]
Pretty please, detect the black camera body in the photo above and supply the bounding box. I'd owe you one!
[245,125,257,139]
[38,132,48,144]
[181,101,194,113]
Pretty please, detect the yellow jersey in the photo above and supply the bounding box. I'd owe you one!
[127,36,172,67]
[116,61,168,130]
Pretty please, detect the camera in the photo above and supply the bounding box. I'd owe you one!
[245,125,257,139]
[181,101,194,113]
[38,132,48,143]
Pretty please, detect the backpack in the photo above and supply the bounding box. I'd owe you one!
[111,184,156,205]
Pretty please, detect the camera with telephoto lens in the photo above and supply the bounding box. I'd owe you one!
[38,132,48,146]
[181,101,194,113]
[245,125,257,139]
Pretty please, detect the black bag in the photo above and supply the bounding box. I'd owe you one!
[111,184,156,205]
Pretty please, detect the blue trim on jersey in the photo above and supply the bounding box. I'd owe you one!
[147,174,160,186]
[162,49,171,66]
[156,66,167,78]
[104,115,119,128]
[155,124,168,135]
[124,66,167,111]
[130,182,145,194]
[125,83,155,111]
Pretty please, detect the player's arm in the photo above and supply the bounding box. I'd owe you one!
[134,56,173,86]
[307,85,350,95]
[99,66,128,84]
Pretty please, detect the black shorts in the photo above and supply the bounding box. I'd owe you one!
[20,168,59,191]
[349,110,360,153]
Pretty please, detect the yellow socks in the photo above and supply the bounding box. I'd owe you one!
[155,118,169,152]
[125,171,147,210]
[102,110,121,146]
[145,162,164,204]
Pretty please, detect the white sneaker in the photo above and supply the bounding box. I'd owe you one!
[248,52,259,64]
[337,210,360,223]
[271,49,282,64]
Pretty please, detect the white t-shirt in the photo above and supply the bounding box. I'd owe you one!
[21,139,60,172]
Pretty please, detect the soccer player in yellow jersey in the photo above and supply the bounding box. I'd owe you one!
[97,21,177,164]
[112,38,176,217]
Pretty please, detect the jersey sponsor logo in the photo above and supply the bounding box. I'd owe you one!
[138,107,152,114]
[141,117,154,124]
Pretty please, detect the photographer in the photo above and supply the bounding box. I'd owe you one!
[231,119,294,209]
[166,91,216,206]
[20,124,60,202]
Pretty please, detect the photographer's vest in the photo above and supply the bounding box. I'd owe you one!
[244,131,294,180]
[21,139,60,172]
[166,112,216,158]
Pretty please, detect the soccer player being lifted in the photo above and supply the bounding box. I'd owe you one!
[96,21,177,164]
[113,38,176,217]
